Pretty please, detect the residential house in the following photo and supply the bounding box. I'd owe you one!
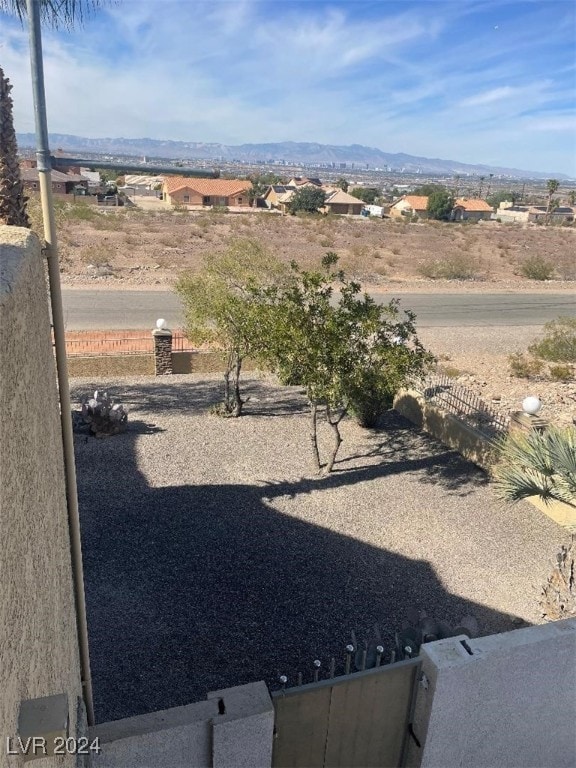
[286,176,323,188]
[21,167,89,195]
[389,195,429,219]
[162,177,252,208]
[496,203,575,224]
[262,184,296,209]
[322,188,364,215]
[452,198,494,221]
[275,189,297,214]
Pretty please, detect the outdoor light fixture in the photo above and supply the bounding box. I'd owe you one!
[522,396,542,415]
[156,318,167,330]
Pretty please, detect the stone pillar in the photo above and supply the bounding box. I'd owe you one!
[152,327,173,375]
[509,411,548,435]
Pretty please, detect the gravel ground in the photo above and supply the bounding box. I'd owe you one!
[71,374,567,724]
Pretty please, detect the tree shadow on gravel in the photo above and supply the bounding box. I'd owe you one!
[75,416,522,725]
[331,411,489,496]
[70,377,308,418]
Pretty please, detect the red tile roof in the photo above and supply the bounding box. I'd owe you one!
[454,198,493,212]
[163,176,252,196]
[394,195,429,210]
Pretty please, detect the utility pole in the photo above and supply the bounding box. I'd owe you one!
[26,0,95,727]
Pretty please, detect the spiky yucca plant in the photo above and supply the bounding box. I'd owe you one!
[494,426,576,506]
[0,66,30,228]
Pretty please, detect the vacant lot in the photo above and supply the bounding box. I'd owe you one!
[72,374,566,723]
[33,197,576,289]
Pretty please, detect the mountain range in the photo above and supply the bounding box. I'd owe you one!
[16,133,565,179]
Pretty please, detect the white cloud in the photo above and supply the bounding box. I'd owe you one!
[2,0,574,175]
[461,86,517,106]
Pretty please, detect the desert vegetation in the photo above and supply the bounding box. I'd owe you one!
[22,195,576,289]
[508,317,575,381]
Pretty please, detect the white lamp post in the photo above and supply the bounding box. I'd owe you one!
[522,396,542,416]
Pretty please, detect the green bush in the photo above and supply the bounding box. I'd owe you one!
[520,256,555,281]
[549,364,573,381]
[508,353,544,378]
[347,372,395,428]
[529,317,576,362]
[418,255,478,280]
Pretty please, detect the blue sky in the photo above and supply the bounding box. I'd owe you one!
[2,0,575,174]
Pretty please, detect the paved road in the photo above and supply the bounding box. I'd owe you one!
[60,289,575,330]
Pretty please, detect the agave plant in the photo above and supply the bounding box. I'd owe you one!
[494,426,576,506]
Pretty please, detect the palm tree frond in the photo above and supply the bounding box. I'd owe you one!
[0,0,105,28]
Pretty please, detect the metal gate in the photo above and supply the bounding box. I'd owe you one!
[272,657,421,768]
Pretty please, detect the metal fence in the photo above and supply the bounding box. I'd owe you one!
[171,331,197,352]
[61,330,198,357]
[417,373,509,439]
[63,331,154,357]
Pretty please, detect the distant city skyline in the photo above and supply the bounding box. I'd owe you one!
[2,0,575,175]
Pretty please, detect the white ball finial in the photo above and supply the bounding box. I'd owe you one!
[522,396,541,415]
[156,318,167,330]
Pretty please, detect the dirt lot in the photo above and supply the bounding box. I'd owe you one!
[39,198,576,290]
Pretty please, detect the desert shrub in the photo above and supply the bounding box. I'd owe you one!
[418,255,478,280]
[64,201,100,223]
[508,353,544,378]
[529,317,576,362]
[79,245,113,267]
[441,365,464,379]
[348,378,395,428]
[549,364,573,381]
[520,256,555,281]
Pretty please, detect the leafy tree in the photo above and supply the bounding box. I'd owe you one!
[487,190,518,208]
[247,172,284,205]
[336,178,349,192]
[289,186,326,214]
[494,427,576,506]
[0,66,29,227]
[411,184,445,197]
[250,254,432,473]
[569,190,576,206]
[175,238,285,417]
[97,169,117,184]
[426,190,455,221]
[350,187,380,204]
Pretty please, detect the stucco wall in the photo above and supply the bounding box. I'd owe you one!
[0,226,83,766]
[407,620,576,768]
[394,389,498,469]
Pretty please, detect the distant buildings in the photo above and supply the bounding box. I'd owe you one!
[162,176,252,207]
